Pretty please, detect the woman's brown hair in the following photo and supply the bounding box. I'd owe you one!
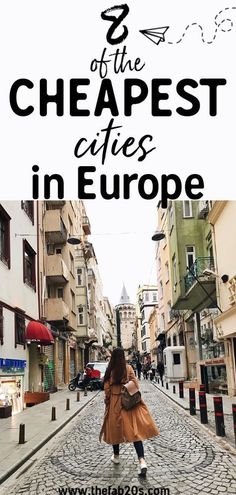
[104,347,127,384]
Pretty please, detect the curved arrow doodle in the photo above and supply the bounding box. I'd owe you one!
[167,6,236,45]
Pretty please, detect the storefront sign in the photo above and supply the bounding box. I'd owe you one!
[205,358,225,366]
[0,359,26,372]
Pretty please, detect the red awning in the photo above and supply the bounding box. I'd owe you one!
[26,321,54,345]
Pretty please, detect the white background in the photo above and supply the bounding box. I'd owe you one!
[0,0,235,303]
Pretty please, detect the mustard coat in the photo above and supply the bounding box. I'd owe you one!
[99,364,159,445]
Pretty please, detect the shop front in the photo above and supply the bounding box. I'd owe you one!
[0,358,26,416]
[199,358,228,394]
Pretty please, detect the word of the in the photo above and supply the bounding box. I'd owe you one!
[90,46,145,78]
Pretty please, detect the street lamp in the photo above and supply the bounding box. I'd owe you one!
[152,231,166,241]
[67,236,81,245]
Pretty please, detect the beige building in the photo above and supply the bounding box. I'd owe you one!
[136,285,158,358]
[208,201,236,396]
[149,306,158,362]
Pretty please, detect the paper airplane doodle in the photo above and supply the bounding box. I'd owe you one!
[139,26,169,45]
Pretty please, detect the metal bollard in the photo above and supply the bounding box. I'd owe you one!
[66,398,70,411]
[166,382,169,390]
[77,391,80,402]
[19,423,25,444]
[179,381,184,399]
[232,404,236,447]
[199,391,208,424]
[213,397,225,437]
[173,385,176,394]
[157,378,159,384]
[189,388,196,415]
[84,387,88,396]
[51,406,56,421]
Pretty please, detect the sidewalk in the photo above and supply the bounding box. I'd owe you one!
[0,387,100,485]
[152,379,236,451]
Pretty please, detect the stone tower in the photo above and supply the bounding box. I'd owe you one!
[115,285,136,353]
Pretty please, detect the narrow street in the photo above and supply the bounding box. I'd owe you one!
[3,381,236,495]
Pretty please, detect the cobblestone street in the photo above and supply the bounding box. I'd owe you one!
[3,381,236,495]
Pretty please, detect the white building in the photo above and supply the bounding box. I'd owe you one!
[136,285,158,356]
[0,201,38,414]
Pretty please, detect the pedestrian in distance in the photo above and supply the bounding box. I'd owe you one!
[136,360,142,380]
[99,347,159,477]
[142,362,149,380]
[157,361,164,381]
[150,360,157,381]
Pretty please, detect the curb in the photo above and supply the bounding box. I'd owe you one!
[0,391,100,486]
[152,382,236,457]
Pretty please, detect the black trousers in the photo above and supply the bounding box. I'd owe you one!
[113,441,144,458]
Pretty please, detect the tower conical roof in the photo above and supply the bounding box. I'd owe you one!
[119,284,130,304]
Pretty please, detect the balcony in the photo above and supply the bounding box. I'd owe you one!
[82,215,91,235]
[45,298,69,322]
[46,255,69,284]
[44,210,67,244]
[198,201,209,219]
[170,309,181,320]
[46,200,65,209]
[173,257,216,312]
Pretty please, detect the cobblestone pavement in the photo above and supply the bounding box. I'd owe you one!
[3,381,236,495]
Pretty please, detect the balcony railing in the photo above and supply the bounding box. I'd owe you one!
[184,257,215,293]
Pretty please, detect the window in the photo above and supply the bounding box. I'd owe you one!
[172,254,177,286]
[57,287,63,298]
[179,331,184,346]
[161,313,165,331]
[142,341,147,351]
[71,290,75,313]
[169,202,174,230]
[15,311,25,347]
[145,292,149,302]
[78,306,84,325]
[0,305,3,345]
[186,246,195,270]
[47,285,51,298]
[23,240,36,290]
[167,337,171,347]
[165,262,169,282]
[173,353,181,365]
[55,248,62,254]
[77,268,83,286]
[159,280,163,299]
[69,252,74,275]
[167,301,172,321]
[68,215,73,236]
[21,201,34,224]
[152,292,157,302]
[0,204,11,268]
[173,334,177,346]
[183,201,192,218]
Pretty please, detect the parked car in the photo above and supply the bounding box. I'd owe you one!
[86,361,108,379]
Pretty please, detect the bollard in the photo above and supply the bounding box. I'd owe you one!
[189,388,196,415]
[77,391,80,402]
[179,381,184,399]
[200,384,205,392]
[51,406,56,421]
[173,385,176,394]
[157,378,159,384]
[161,379,164,387]
[232,404,236,447]
[19,423,25,444]
[84,387,88,396]
[199,391,208,424]
[213,397,225,437]
[66,398,70,411]
[166,382,169,390]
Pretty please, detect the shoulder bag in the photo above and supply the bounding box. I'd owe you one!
[121,380,141,410]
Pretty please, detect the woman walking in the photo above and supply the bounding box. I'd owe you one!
[99,347,159,476]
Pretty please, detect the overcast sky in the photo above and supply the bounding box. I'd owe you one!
[85,198,158,307]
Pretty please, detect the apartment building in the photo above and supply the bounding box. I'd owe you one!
[0,201,39,413]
